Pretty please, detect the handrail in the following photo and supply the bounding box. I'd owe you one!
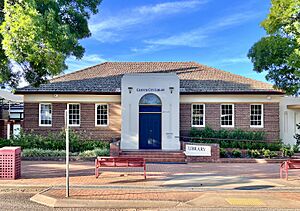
[176,136,280,143]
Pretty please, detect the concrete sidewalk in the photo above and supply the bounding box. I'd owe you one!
[30,187,300,209]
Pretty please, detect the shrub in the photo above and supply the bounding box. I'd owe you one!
[248,149,260,158]
[281,144,294,157]
[189,127,282,151]
[1,130,109,152]
[190,127,265,141]
[231,149,242,158]
[293,144,299,153]
[220,148,228,158]
[79,148,110,158]
[22,148,78,157]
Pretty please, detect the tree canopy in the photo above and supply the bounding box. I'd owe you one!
[0,0,101,88]
[247,0,300,95]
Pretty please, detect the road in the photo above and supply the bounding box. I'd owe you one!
[0,188,299,211]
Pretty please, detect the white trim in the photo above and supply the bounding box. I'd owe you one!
[250,104,264,128]
[220,104,234,128]
[23,94,121,103]
[67,103,80,127]
[191,103,205,127]
[180,95,282,103]
[39,103,52,127]
[95,103,109,127]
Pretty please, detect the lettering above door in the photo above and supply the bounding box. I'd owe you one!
[136,88,165,92]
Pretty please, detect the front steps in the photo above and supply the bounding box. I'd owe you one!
[119,150,186,163]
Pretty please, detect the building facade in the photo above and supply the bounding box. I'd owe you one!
[17,62,283,151]
[280,96,300,145]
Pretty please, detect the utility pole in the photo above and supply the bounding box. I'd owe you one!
[65,109,70,198]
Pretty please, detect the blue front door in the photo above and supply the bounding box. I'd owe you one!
[139,113,161,149]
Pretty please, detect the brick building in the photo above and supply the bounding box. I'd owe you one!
[16,62,283,151]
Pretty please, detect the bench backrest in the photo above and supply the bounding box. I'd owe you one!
[97,157,145,167]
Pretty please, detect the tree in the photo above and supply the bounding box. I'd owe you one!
[247,0,300,95]
[0,0,101,87]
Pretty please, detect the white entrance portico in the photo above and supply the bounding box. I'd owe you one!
[121,73,180,150]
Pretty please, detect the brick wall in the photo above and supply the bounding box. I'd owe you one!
[24,102,280,142]
[23,103,121,140]
[180,103,280,141]
[182,142,220,163]
[0,120,7,139]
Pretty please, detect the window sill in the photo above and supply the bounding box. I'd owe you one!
[95,125,109,127]
[192,125,205,128]
[221,125,234,128]
[250,125,264,128]
[39,125,52,127]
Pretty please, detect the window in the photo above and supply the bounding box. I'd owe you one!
[39,103,52,126]
[221,104,234,127]
[95,104,109,126]
[139,93,162,105]
[250,104,263,127]
[192,104,205,127]
[68,103,80,126]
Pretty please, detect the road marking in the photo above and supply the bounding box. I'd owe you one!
[225,198,265,206]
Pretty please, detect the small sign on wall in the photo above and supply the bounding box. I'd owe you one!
[185,144,211,156]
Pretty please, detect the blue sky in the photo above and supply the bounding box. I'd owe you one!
[66,0,270,82]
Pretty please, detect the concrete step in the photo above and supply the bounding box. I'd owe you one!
[119,150,186,163]
[120,152,185,157]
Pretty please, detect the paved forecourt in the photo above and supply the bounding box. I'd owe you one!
[1,161,300,209]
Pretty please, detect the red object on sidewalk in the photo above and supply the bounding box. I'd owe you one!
[95,157,146,179]
[280,159,300,180]
[0,147,21,180]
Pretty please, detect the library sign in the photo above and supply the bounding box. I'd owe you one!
[185,144,211,156]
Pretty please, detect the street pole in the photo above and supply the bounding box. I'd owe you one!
[65,109,70,198]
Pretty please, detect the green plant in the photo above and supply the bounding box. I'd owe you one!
[231,149,242,158]
[22,148,78,157]
[189,127,282,151]
[292,144,299,153]
[78,148,109,158]
[220,148,228,158]
[248,149,260,158]
[281,144,294,157]
[3,130,110,153]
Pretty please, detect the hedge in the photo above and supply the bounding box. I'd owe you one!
[189,126,282,151]
[0,130,109,152]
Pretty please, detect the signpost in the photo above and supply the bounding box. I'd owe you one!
[64,110,70,198]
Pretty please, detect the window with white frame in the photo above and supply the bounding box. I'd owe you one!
[221,104,234,127]
[68,104,80,126]
[95,104,109,126]
[250,104,263,127]
[39,103,52,126]
[192,104,205,127]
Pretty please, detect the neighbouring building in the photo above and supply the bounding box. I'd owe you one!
[0,90,24,139]
[280,96,300,145]
[16,62,284,151]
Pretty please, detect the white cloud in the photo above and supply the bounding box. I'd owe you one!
[137,12,259,51]
[89,0,208,42]
[136,0,206,15]
[66,54,107,72]
[220,57,250,64]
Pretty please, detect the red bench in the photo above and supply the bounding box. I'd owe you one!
[95,157,146,179]
[280,159,300,180]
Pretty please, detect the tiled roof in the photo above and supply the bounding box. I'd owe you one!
[17,62,283,94]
